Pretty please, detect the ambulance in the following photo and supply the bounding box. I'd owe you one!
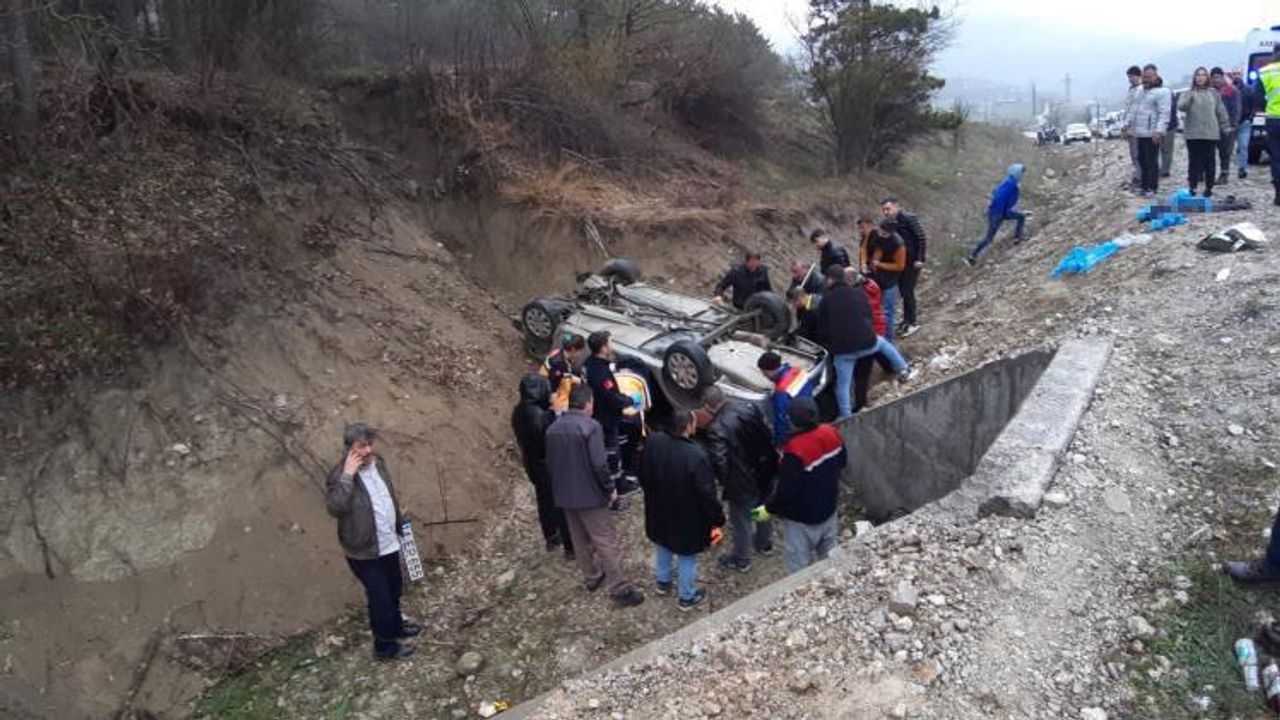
[1244,26,1280,164]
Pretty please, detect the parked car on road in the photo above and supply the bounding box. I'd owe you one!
[1062,123,1092,144]
[517,260,830,410]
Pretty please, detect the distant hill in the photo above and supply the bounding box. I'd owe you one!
[1081,41,1246,99]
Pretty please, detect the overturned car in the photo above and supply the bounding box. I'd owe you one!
[516,259,830,410]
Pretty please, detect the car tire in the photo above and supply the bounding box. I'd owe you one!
[520,299,567,350]
[742,291,791,340]
[662,340,714,400]
[601,258,641,285]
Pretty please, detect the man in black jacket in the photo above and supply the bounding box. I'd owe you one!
[809,228,851,271]
[815,265,879,419]
[325,423,422,660]
[881,198,927,337]
[698,386,777,574]
[511,374,573,557]
[713,251,772,309]
[641,409,726,611]
[583,331,640,504]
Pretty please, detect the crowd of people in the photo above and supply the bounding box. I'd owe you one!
[492,199,939,619]
[1121,50,1280,207]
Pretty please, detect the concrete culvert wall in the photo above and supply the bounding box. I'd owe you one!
[838,349,1055,521]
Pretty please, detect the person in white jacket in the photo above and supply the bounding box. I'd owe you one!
[1126,64,1172,197]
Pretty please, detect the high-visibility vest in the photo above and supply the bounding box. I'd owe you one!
[1260,61,1280,118]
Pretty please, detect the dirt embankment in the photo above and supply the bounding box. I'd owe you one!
[1,71,1049,719]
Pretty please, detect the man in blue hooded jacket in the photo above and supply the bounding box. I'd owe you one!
[965,164,1027,266]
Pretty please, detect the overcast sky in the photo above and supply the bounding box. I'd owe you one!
[715,0,1275,53]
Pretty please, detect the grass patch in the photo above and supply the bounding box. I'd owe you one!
[193,635,316,720]
[1133,560,1280,719]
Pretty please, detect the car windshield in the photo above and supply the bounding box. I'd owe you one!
[640,330,699,356]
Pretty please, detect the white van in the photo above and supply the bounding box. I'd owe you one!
[1244,26,1280,163]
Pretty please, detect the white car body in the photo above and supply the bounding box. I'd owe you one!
[1062,124,1092,144]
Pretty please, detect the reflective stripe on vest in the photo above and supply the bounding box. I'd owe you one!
[1261,62,1280,118]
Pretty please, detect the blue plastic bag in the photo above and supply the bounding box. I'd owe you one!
[1149,213,1187,232]
[1051,241,1121,277]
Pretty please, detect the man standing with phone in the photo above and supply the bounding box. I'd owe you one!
[325,423,421,660]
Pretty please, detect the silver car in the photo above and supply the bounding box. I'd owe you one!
[517,260,830,409]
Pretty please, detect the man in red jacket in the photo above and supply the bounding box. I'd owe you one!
[757,398,848,573]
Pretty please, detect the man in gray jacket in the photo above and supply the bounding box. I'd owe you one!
[325,423,421,660]
[1127,64,1172,197]
[546,384,645,607]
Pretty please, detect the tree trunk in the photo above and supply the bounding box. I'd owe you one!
[115,0,138,65]
[5,0,38,151]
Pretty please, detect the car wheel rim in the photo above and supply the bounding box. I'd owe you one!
[666,353,701,390]
[524,308,552,339]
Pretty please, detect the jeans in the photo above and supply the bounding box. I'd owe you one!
[1128,136,1140,181]
[880,284,900,340]
[1268,119,1280,187]
[833,338,897,418]
[1186,138,1217,193]
[1160,130,1175,175]
[1219,130,1236,173]
[726,498,773,563]
[899,263,920,326]
[1137,137,1161,192]
[347,552,405,655]
[1238,121,1254,170]
[852,339,909,413]
[782,515,838,574]
[655,545,699,601]
[1267,504,1280,568]
[970,209,1027,260]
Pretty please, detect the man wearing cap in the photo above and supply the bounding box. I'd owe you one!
[758,397,848,574]
[325,423,421,660]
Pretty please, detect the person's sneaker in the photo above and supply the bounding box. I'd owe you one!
[610,497,631,513]
[375,644,415,661]
[617,476,642,497]
[563,546,575,561]
[677,588,708,612]
[397,622,423,639]
[654,580,673,597]
[896,367,918,384]
[718,555,751,573]
[545,535,563,552]
[754,543,775,557]
[1204,189,1214,198]
[1160,171,1171,178]
[901,324,920,338]
[611,586,646,608]
[1226,559,1280,589]
[962,255,975,268]
[1239,167,1248,179]
[584,574,606,593]
[1219,172,1230,185]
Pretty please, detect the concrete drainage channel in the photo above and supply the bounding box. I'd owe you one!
[503,339,1112,719]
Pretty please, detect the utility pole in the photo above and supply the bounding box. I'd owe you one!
[1063,73,1072,104]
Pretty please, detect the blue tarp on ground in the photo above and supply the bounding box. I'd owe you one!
[1051,241,1121,277]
